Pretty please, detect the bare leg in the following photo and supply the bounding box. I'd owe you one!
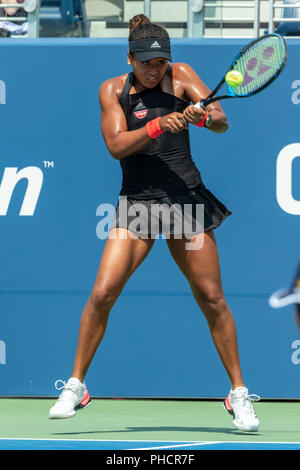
[166,230,244,390]
[72,228,155,382]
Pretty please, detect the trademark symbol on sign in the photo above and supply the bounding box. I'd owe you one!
[43,161,54,169]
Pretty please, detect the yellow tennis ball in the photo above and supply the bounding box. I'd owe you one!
[225,70,244,87]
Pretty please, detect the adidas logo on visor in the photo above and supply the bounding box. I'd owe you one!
[151,41,161,48]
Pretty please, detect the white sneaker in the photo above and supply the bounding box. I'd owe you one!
[223,386,260,432]
[49,378,91,419]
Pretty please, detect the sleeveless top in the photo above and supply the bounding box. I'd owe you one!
[118,72,203,199]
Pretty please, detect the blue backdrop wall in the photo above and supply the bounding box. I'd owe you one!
[0,38,299,398]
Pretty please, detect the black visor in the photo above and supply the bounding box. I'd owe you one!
[129,38,172,62]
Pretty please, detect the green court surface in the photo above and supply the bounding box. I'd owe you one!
[0,398,299,450]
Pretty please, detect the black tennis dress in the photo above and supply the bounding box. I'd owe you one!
[110,72,231,237]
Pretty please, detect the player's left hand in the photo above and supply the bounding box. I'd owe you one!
[183,105,207,125]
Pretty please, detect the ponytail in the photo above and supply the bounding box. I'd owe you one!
[128,14,169,41]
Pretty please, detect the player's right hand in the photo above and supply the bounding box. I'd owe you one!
[159,112,187,134]
[183,104,207,124]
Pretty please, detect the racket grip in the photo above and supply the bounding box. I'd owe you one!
[194,101,206,110]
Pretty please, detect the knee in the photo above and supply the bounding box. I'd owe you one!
[89,284,120,312]
[192,282,227,313]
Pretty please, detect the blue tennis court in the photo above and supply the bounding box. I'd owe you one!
[1,438,300,450]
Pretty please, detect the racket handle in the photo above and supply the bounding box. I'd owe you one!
[194,101,206,110]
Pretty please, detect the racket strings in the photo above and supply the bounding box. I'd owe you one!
[231,36,286,96]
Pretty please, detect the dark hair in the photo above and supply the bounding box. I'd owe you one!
[128,14,169,42]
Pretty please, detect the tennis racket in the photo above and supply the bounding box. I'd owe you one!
[195,33,287,110]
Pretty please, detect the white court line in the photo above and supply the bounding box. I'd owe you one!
[131,440,300,450]
[0,438,300,444]
[0,438,300,449]
[131,442,218,450]
[0,438,196,443]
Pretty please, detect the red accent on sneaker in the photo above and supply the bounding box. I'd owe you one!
[80,390,91,406]
[225,394,232,411]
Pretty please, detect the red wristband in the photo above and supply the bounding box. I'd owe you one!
[194,111,209,128]
[146,117,164,139]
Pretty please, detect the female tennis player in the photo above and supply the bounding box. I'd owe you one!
[49,14,260,432]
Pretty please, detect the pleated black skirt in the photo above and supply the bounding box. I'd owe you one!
[110,184,232,238]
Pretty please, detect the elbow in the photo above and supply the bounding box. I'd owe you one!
[110,149,121,160]
[105,134,129,160]
[110,151,123,160]
[222,120,229,132]
[105,140,124,160]
[211,119,229,134]
[215,123,229,134]
[108,146,127,160]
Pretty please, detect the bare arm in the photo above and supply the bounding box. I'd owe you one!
[99,79,152,160]
[174,63,229,133]
[99,77,187,160]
